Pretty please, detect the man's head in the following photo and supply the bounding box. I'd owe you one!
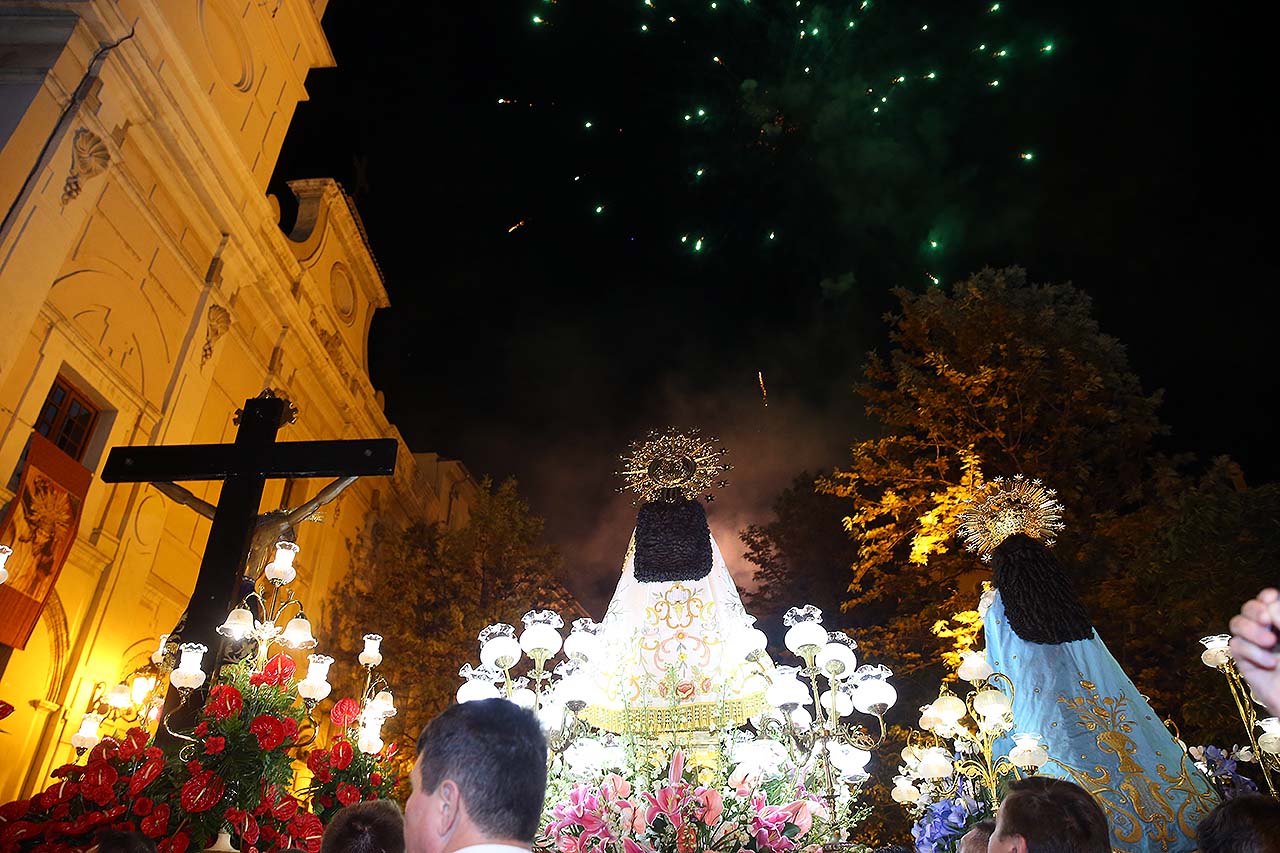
[93,830,157,853]
[989,777,1110,853]
[320,799,404,853]
[405,699,548,853]
[958,819,995,853]
[1196,793,1280,853]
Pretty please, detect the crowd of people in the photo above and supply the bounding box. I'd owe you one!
[85,587,1280,853]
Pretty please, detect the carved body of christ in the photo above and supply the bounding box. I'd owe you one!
[100,392,396,729]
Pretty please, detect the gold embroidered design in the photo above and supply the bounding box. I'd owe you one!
[1049,682,1217,851]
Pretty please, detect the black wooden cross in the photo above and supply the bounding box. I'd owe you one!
[100,392,396,730]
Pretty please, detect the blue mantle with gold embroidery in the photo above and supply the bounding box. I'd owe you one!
[985,591,1219,852]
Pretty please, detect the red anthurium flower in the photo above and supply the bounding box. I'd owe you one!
[330,698,360,729]
[118,727,149,760]
[306,750,332,783]
[204,736,226,755]
[194,722,209,737]
[206,684,243,721]
[133,798,154,817]
[140,803,171,838]
[255,653,297,687]
[158,830,189,853]
[129,757,163,797]
[336,784,360,806]
[270,793,299,822]
[250,715,286,751]
[330,740,354,770]
[0,799,31,821]
[179,770,225,813]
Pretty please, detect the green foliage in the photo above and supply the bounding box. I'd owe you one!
[323,477,571,758]
[745,267,1275,843]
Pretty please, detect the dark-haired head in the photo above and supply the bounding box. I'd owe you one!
[991,533,1093,645]
[320,799,404,853]
[959,818,996,853]
[1196,793,1280,853]
[93,830,157,853]
[990,776,1110,853]
[405,699,547,853]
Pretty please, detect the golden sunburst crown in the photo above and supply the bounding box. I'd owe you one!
[957,474,1066,562]
[617,429,732,504]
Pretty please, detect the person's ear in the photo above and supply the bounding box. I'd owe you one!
[438,779,462,837]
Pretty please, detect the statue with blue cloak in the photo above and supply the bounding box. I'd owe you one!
[960,476,1218,853]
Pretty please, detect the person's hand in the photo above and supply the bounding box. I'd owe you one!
[1229,588,1280,714]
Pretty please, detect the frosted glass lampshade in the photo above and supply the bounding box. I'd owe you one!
[784,621,827,656]
[359,634,383,667]
[1258,717,1280,755]
[265,541,300,584]
[1200,634,1233,669]
[283,617,317,649]
[891,777,920,804]
[739,627,769,658]
[151,633,170,666]
[917,747,954,780]
[817,642,857,677]
[852,678,897,714]
[457,679,501,703]
[765,668,810,709]
[788,706,813,730]
[217,608,254,641]
[170,643,207,690]
[1009,732,1049,770]
[106,683,132,709]
[371,690,397,718]
[957,650,994,683]
[562,631,596,663]
[828,742,871,776]
[130,675,156,706]
[973,687,1012,721]
[71,713,104,751]
[510,686,537,709]
[820,688,855,717]
[519,623,563,658]
[931,693,967,724]
[482,635,522,669]
[0,544,11,585]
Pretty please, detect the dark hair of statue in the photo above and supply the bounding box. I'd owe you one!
[319,799,404,853]
[996,777,1111,853]
[633,499,713,582]
[1195,792,1280,853]
[415,698,548,843]
[992,533,1094,645]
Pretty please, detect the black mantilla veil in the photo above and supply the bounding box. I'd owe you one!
[990,533,1093,645]
[633,498,713,582]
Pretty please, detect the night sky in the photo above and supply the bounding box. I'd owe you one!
[271,1,1275,612]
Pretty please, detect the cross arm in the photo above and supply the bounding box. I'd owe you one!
[100,438,398,483]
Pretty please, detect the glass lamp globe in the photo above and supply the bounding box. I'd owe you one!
[917,746,954,780]
[357,721,385,755]
[817,642,857,678]
[510,686,538,709]
[957,650,994,683]
[1009,732,1049,770]
[739,627,769,659]
[891,776,920,803]
[563,618,602,662]
[1200,634,1233,669]
[0,544,11,585]
[71,713,104,751]
[1257,717,1280,755]
[217,607,254,641]
[784,622,828,656]
[973,686,1012,722]
[519,623,562,658]
[359,634,384,667]
[457,679,501,704]
[150,633,170,666]
[298,654,334,702]
[828,741,871,777]
[130,675,156,706]
[765,667,810,709]
[852,676,897,715]
[264,541,300,585]
[789,706,813,730]
[820,688,855,717]
[931,693,967,724]
[283,616,317,649]
[371,690,397,718]
[481,635,522,670]
[106,682,132,709]
[170,643,208,690]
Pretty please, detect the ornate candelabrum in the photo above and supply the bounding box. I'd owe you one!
[68,654,172,756]
[895,658,1046,809]
[1199,634,1280,797]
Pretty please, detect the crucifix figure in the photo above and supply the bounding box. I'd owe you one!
[100,390,397,734]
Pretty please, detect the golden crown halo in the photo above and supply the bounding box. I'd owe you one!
[957,474,1065,562]
[617,428,731,504]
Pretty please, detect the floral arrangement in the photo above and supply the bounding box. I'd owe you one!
[537,744,869,853]
[1188,745,1260,800]
[908,795,985,853]
[0,654,394,853]
[301,698,400,824]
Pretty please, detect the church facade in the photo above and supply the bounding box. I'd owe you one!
[0,0,474,797]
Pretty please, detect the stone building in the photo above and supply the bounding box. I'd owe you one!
[0,0,476,797]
